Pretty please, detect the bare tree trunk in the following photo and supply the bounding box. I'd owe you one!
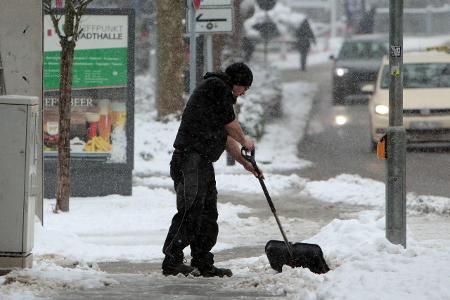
[156,0,185,119]
[213,35,224,70]
[44,0,93,212]
[56,39,75,212]
[232,0,242,59]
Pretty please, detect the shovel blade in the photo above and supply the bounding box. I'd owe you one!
[265,240,330,274]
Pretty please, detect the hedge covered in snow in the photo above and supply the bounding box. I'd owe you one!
[238,64,283,139]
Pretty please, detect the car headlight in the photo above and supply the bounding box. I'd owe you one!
[335,115,348,126]
[375,104,389,115]
[335,67,349,77]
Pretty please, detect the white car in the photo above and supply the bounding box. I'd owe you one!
[368,50,450,149]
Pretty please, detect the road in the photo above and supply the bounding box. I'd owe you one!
[282,63,450,198]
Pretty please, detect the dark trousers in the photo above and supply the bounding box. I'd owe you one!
[299,48,309,71]
[162,151,218,270]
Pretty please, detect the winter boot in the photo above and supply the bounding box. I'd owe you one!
[192,265,233,278]
[162,262,194,276]
[162,254,194,276]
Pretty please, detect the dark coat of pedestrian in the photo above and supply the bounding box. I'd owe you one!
[294,19,316,71]
[162,62,262,278]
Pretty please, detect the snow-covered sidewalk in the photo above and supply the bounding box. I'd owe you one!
[3,45,450,299]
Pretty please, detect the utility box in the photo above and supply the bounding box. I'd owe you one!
[0,95,39,270]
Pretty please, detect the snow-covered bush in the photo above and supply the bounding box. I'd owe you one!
[238,93,265,139]
[238,64,282,139]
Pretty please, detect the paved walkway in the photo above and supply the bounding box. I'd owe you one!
[56,273,280,300]
[53,62,354,300]
[52,193,364,300]
[55,247,282,300]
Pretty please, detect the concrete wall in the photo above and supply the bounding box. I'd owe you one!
[0,1,43,221]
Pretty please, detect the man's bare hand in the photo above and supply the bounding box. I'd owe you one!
[244,161,264,179]
[242,136,255,152]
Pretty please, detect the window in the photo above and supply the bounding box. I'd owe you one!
[380,63,450,89]
[338,41,388,60]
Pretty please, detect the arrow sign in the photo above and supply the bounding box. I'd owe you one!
[196,13,227,23]
[187,7,233,33]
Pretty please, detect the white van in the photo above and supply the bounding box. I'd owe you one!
[368,50,450,148]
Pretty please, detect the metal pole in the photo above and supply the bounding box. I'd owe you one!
[330,0,337,38]
[386,0,406,248]
[151,14,158,112]
[206,35,213,73]
[425,6,432,36]
[263,11,268,64]
[189,1,197,95]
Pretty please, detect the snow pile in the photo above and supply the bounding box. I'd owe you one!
[134,173,307,197]
[224,211,450,300]
[0,259,115,300]
[35,186,176,262]
[302,174,385,207]
[408,194,450,215]
[302,173,450,215]
[36,186,313,262]
[34,183,324,264]
[217,173,305,196]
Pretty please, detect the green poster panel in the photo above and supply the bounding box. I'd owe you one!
[44,47,128,90]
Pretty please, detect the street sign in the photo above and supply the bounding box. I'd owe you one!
[187,7,233,33]
[193,0,201,10]
[201,0,232,6]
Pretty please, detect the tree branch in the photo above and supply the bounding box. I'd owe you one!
[43,0,65,40]
[73,0,95,42]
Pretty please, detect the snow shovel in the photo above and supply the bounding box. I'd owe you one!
[241,148,330,274]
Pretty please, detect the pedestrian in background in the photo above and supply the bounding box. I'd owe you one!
[162,62,262,278]
[294,19,316,71]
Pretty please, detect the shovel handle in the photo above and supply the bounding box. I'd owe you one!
[241,147,295,259]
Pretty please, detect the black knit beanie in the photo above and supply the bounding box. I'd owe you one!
[225,62,253,87]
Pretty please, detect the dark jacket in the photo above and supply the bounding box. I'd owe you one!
[173,72,236,162]
[295,19,316,51]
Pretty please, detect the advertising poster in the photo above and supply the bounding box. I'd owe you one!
[43,13,131,163]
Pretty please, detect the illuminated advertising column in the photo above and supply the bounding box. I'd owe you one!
[43,9,135,197]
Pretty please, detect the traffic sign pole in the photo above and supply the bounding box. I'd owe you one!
[189,0,197,95]
[386,0,406,248]
[206,35,213,72]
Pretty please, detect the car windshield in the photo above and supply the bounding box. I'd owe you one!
[380,63,450,89]
[338,41,387,59]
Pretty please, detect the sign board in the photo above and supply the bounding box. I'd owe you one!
[44,15,128,90]
[201,0,232,6]
[43,9,135,198]
[187,7,233,33]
